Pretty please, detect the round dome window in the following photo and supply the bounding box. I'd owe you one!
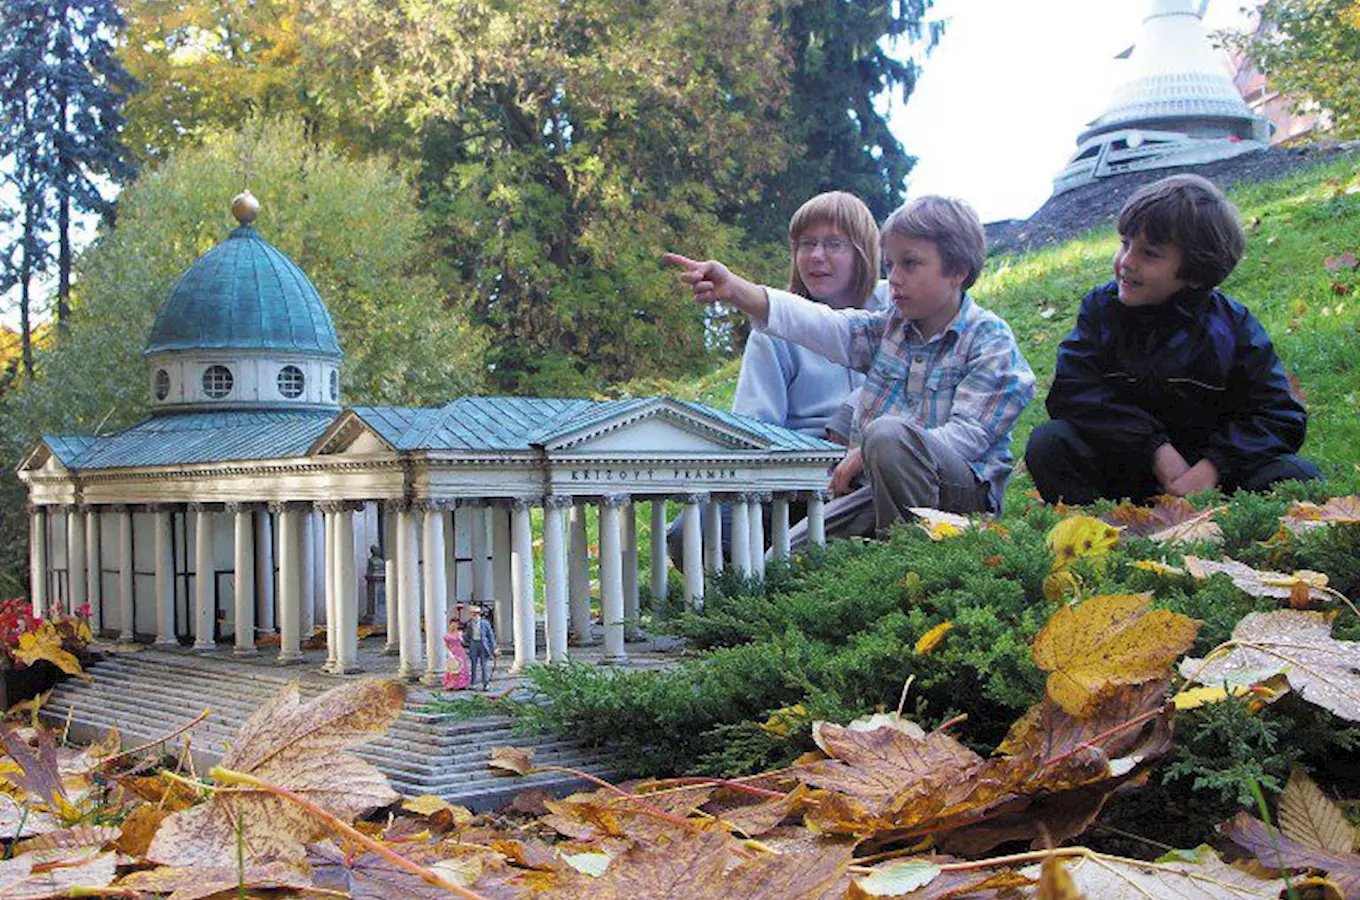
[329,369,339,401]
[154,369,170,401]
[278,365,306,399]
[202,365,234,399]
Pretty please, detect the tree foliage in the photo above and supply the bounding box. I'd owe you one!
[117,0,934,393]
[1231,0,1360,139]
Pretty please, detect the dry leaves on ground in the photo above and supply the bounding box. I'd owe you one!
[1183,555,1339,608]
[1179,610,1360,723]
[146,679,405,868]
[1283,496,1360,534]
[1103,497,1225,545]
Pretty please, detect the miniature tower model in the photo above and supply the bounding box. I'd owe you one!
[1053,0,1269,194]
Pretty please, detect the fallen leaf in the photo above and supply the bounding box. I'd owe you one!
[1170,684,1252,710]
[0,726,69,813]
[1183,556,1334,606]
[489,745,536,776]
[1042,570,1079,603]
[1032,594,1199,717]
[113,804,168,857]
[1130,560,1186,578]
[910,508,971,541]
[114,862,313,900]
[13,624,88,680]
[1104,497,1223,544]
[1016,845,1280,898]
[1279,768,1355,854]
[1284,497,1360,534]
[1179,610,1360,723]
[309,839,508,900]
[0,849,117,899]
[850,858,941,896]
[1221,812,1360,897]
[12,824,117,856]
[1047,516,1120,572]
[915,622,953,655]
[1037,855,1082,899]
[146,679,405,868]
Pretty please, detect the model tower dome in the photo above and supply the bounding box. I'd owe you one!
[1054,0,1269,194]
[143,191,344,411]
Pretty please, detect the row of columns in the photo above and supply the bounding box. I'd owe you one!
[27,488,829,680]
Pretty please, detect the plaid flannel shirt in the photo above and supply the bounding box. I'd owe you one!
[762,288,1036,509]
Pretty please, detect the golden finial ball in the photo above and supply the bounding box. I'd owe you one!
[231,190,260,225]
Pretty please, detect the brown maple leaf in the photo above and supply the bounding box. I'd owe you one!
[114,862,313,900]
[1220,811,1360,898]
[146,679,405,868]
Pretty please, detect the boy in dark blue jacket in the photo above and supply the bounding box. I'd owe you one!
[1026,174,1320,505]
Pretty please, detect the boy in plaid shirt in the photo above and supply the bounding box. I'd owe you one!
[666,196,1035,542]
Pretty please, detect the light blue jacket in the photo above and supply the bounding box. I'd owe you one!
[732,282,891,438]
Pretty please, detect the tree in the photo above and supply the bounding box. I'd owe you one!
[0,0,137,335]
[1229,0,1360,139]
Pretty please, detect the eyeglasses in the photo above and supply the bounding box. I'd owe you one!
[795,237,853,255]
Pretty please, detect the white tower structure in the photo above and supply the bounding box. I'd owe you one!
[1053,0,1269,194]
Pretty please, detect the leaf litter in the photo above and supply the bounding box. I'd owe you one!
[0,509,1357,897]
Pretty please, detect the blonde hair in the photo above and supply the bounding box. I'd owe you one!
[882,196,987,290]
[787,192,880,306]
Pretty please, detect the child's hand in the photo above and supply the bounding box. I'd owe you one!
[828,448,864,496]
[662,253,769,321]
[1152,443,1191,493]
[1169,458,1219,496]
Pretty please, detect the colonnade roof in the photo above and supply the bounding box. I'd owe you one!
[347,397,834,453]
[28,397,837,474]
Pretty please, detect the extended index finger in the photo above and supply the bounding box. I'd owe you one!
[661,251,702,271]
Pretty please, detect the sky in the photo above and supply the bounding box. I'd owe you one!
[890,0,1256,223]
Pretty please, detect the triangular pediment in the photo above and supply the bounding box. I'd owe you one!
[540,399,770,453]
[308,410,397,456]
[17,442,59,474]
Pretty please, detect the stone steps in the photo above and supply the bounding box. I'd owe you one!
[42,652,616,811]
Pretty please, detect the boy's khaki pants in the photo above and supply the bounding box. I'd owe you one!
[784,416,990,552]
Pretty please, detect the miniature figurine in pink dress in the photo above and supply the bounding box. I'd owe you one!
[443,614,471,690]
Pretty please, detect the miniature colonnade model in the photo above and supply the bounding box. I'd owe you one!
[17,193,842,683]
[20,401,839,682]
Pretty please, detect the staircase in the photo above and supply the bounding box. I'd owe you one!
[41,650,616,811]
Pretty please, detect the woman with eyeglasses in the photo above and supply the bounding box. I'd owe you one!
[667,191,888,567]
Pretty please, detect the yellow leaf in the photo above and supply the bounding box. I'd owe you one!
[1033,594,1201,717]
[761,704,808,738]
[1047,516,1120,572]
[488,746,536,776]
[1171,684,1251,710]
[402,794,454,816]
[914,622,953,655]
[1042,569,1079,604]
[13,624,88,680]
[1131,560,1186,577]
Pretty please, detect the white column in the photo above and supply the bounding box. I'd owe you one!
[300,511,316,638]
[568,503,591,645]
[29,506,47,618]
[382,504,400,655]
[749,493,768,579]
[335,504,361,673]
[509,498,537,673]
[771,495,791,561]
[322,506,338,671]
[542,496,570,663]
[704,498,723,574]
[491,505,514,651]
[396,506,422,679]
[422,502,449,685]
[153,506,176,645]
[808,490,829,547]
[649,499,668,605]
[444,509,458,610]
[232,504,257,656]
[67,506,86,616]
[730,495,752,578]
[469,502,492,611]
[255,510,275,633]
[682,493,705,611]
[84,507,101,628]
[622,501,639,641]
[599,494,627,664]
[193,504,216,649]
[275,504,303,664]
[117,506,134,641]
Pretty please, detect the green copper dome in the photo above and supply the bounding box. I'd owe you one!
[144,224,342,358]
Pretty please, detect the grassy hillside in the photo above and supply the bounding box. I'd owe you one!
[640,155,1360,499]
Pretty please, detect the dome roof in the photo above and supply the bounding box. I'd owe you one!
[144,223,342,358]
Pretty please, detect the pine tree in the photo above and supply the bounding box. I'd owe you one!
[0,0,136,346]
